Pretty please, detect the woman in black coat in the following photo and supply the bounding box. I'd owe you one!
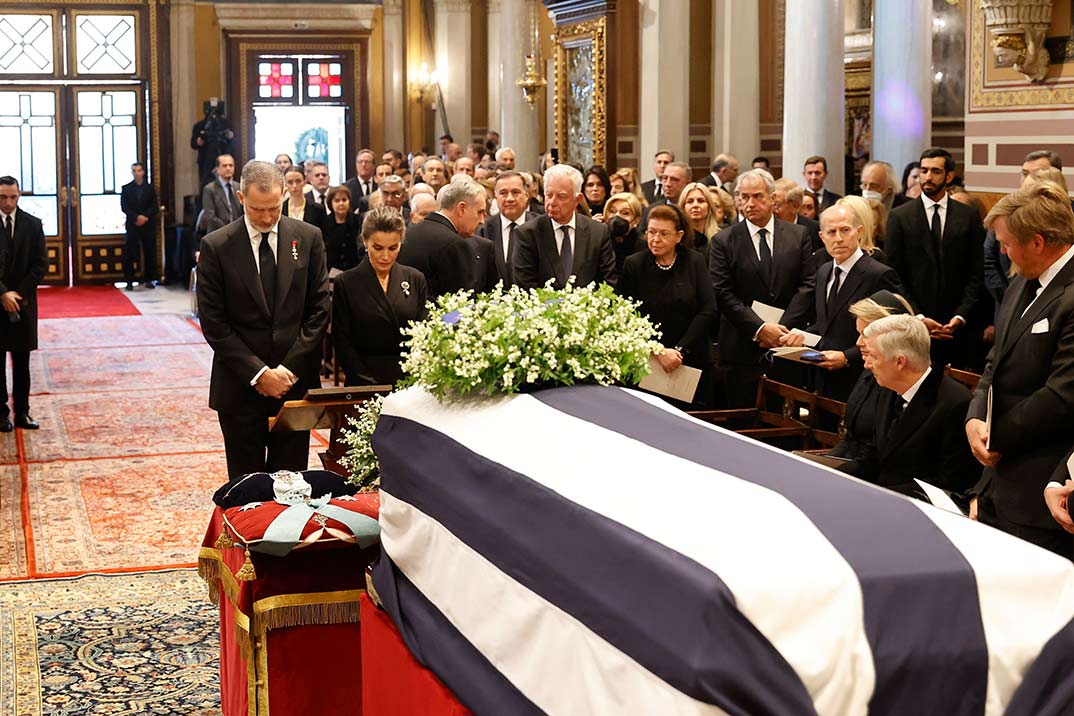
[322,185,361,272]
[618,204,715,404]
[332,207,428,386]
[282,167,324,230]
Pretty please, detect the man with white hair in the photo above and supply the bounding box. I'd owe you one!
[495,147,516,171]
[408,193,437,224]
[859,160,897,210]
[709,168,814,407]
[397,177,486,298]
[839,314,978,502]
[513,163,616,290]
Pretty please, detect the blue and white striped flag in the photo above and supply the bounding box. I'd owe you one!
[371,385,1074,716]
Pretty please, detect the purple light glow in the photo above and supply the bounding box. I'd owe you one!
[876,81,926,138]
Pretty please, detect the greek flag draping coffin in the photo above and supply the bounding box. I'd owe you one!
[370,385,1074,716]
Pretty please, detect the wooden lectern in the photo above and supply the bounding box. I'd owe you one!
[270,385,392,473]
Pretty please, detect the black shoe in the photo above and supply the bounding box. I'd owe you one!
[15,414,38,430]
[144,280,156,289]
[0,417,11,433]
[125,283,134,291]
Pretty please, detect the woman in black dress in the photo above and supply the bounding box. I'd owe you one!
[678,182,722,257]
[601,192,643,274]
[322,185,361,272]
[332,207,429,386]
[618,204,715,404]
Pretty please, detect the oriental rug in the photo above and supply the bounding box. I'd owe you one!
[29,343,214,395]
[0,466,26,580]
[36,286,140,319]
[37,315,203,350]
[0,569,220,716]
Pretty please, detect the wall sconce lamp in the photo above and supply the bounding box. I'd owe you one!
[411,62,440,107]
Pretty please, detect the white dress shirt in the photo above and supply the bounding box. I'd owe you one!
[746,216,775,261]
[245,216,286,386]
[921,191,949,237]
[500,214,524,261]
[551,214,577,256]
[900,365,932,407]
[826,247,864,297]
[1024,242,1074,316]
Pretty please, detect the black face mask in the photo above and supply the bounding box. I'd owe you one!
[608,216,631,239]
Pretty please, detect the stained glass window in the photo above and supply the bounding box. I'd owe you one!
[306,62,342,99]
[76,89,137,235]
[0,14,54,75]
[258,61,295,100]
[75,14,136,75]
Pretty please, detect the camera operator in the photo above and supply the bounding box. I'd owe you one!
[191,98,238,189]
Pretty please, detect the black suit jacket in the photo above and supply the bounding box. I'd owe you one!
[641,179,659,204]
[477,211,540,287]
[698,173,720,188]
[465,235,498,294]
[332,258,428,386]
[842,368,979,500]
[886,196,984,321]
[513,213,617,290]
[796,214,822,253]
[344,177,378,213]
[282,197,325,231]
[199,179,242,234]
[0,208,47,352]
[196,216,330,415]
[814,188,842,213]
[968,258,1074,528]
[396,212,473,298]
[708,218,814,365]
[120,181,158,235]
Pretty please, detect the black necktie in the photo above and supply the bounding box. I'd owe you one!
[888,396,907,437]
[559,225,573,279]
[1,215,11,255]
[2,215,10,238]
[259,232,276,312]
[365,181,372,196]
[224,183,235,220]
[507,222,517,264]
[930,204,943,262]
[317,193,325,209]
[655,184,663,198]
[757,228,772,285]
[826,266,842,318]
[1015,278,1041,320]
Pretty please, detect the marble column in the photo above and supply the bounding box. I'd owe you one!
[487,0,502,136]
[169,0,199,211]
[872,0,932,177]
[433,0,472,142]
[498,0,539,171]
[382,0,405,151]
[782,0,845,192]
[638,0,690,180]
[710,0,760,166]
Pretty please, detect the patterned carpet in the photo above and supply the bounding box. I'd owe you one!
[0,570,220,716]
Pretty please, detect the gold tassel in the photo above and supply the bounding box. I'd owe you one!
[214,529,235,550]
[253,601,363,635]
[235,549,257,581]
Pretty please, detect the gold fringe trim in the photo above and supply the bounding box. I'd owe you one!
[251,589,365,634]
[214,529,235,549]
[235,549,257,581]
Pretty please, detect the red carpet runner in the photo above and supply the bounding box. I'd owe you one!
[37,285,140,319]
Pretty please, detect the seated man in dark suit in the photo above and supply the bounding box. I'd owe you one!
[709,168,815,407]
[967,180,1074,558]
[840,314,979,501]
[885,147,985,368]
[513,163,617,290]
[396,177,486,298]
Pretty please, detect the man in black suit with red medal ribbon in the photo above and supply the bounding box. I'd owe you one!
[197,160,330,479]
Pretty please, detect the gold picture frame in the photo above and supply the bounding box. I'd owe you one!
[554,17,606,167]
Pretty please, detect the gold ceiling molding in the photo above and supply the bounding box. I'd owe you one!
[970,0,1074,109]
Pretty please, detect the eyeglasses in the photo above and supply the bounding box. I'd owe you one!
[382,190,404,198]
[646,229,678,240]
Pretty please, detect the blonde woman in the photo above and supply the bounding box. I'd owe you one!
[678,182,722,254]
[600,192,644,273]
[709,186,736,227]
[611,168,649,208]
[835,194,887,264]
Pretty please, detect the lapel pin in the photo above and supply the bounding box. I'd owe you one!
[291,239,298,261]
[401,280,410,297]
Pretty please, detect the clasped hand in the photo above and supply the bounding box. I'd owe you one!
[756,322,788,349]
[0,291,21,314]
[922,316,961,341]
[1045,480,1074,534]
[255,366,296,399]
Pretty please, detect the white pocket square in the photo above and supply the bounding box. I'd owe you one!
[1032,318,1049,334]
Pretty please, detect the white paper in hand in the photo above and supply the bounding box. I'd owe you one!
[639,356,702,403]
[751,301,784,325]
[789,328,822,347]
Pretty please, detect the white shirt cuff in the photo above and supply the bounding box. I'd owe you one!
[1046,481,1065,491]
[753,324,765,341]
[251,365,269,386]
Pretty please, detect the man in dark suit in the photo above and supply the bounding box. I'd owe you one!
[966,181,1074,557]
[885,147,985,368]
[397,177,486,298]
[646,162,689,211]
[198,154,242,235]
[478,171,540,286]
[358,175,410,230]
[514,164,617,291]
[840,314,979,500]
[120,162,158,290]
[700,154,740,195]
[0,177,47,432]
[709,168,814,407]
[344,149,378,212]
[803,155,842,213]
[304,162,331,213]
[196,161,330,479]
[773,178,822,253]
[781,203,902,400]
[640,150,673,204]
